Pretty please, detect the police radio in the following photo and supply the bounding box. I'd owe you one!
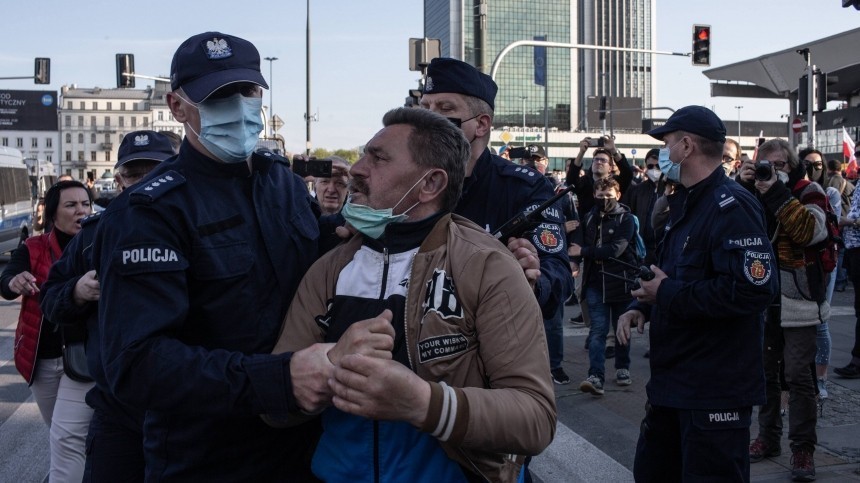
[599,257,656,290]
[492,186,573,241]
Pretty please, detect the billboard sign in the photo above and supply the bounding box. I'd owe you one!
[0,90,58,131]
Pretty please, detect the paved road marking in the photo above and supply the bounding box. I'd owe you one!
[531,420,634,483]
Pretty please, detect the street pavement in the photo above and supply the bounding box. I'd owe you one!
[1,257,859,482]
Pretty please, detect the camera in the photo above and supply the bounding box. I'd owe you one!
[586,137,605,148]
[754,160,774,182]
[292,156,333,178]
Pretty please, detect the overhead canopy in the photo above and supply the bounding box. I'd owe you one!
[704,27,860,99]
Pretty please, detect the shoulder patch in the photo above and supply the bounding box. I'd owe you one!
[532,222,565,254]
[714,186,738,211]
[80,211,102,227]
[500,163,542,186]
[743,250,773,286]
[113,243,188,276]
[130,170,186,205]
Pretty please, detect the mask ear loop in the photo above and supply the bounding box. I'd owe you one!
[392,170,434,217]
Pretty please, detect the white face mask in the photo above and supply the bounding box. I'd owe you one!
[646,168,661,183]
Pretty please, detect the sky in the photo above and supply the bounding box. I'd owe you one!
[1,0,858,153]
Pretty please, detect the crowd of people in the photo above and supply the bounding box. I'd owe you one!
[2,30,860,483]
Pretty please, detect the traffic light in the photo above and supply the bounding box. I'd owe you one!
[405,89,422,108]
[116,53,135,88]
[34,58,50,84]
[692,25,711,66]
[799,70,839,114]
[598,96,607,120]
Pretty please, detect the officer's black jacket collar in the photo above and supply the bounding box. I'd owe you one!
[461,148,492,198]
[179,139,275,178]
[363,211,447,254]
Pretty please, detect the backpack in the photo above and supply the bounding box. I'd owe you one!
[628,213,647,264]
[793,180,840,274]
[585,210,646,263]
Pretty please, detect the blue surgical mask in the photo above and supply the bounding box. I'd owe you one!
[658,141,686,183]
[341,171,431,239]
[181,93,264,163]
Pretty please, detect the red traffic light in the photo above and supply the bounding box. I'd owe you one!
[696,28,710,41]
[692,24,711,67]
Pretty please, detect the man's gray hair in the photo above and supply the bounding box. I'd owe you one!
[381,107,470,212]
[759,138,799,169]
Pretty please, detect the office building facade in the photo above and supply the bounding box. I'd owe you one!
[424,0,656,134]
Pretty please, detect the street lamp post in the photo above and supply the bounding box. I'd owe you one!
[264,57,278,137]
[735,105,743,142]
[520,96,527,146]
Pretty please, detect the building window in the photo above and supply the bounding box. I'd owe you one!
[65,133,71,143]
[107,102,112,111]
[105,151,111,162]
[92,102,98,110]
[158,111,164,121]
[91,133,96,143]
[65,115,71,127]
[104,133,110,143]
[46,153,52,163]
[91,116,96,127]
[46,138,52,148]
[1,138,7,147]
[91,151,97,162]
[67,101,73,109]
[78,115,84,126]
[78,133,84,144]
[105,116,110,126]
[66,151,71,161]
[16,138,23,148]
[131,117,137,127]
[119,116,125,127]
[143,117,149,127]
[79,101,85,110]
[77,151,84,161]
[120,102,126,110]
[31,138,38,148]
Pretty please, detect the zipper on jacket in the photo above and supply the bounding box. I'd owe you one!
[379,248,389,300]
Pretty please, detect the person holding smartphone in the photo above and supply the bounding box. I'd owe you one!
[566,135,634,221]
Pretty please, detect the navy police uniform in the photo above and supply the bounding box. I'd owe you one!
[630,167,777,481]
[92,141,320,481]
[455,149,573,317]
[42,206,150,481]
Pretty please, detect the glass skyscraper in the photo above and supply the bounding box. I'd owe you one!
[424,0,656,133]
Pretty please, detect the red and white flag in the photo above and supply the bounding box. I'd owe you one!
[844,127,857,179]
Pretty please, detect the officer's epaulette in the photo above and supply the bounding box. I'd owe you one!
[714,185,738,211]
[80,211,102,227]
[500,163,543,186]
[254,149,291,166]
[130,170,186,205]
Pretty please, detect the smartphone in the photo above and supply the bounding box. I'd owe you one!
[292,157,333,178]
[586,137,605,148]
[507,147,531,159]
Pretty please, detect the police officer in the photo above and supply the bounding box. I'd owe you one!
[418,58,573,384]
[41,130,175,482]
[91,32,323,480]
[616,106,778,482]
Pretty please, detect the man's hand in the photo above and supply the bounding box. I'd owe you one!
[603,135,617,153]
[330,354,431,427]
[738,155,755,183]
[335,223,357,240]
[7,270,39,296]
[564,220,579,233]
[754,174,778,195]
[507,237,541,289]
[568,243,581,257]
[290,343,338,414]
[579,138,591,153]
[73,270,100,305]
[630,264,667,305]
[327,310,395,366]
[617,310,646,346]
